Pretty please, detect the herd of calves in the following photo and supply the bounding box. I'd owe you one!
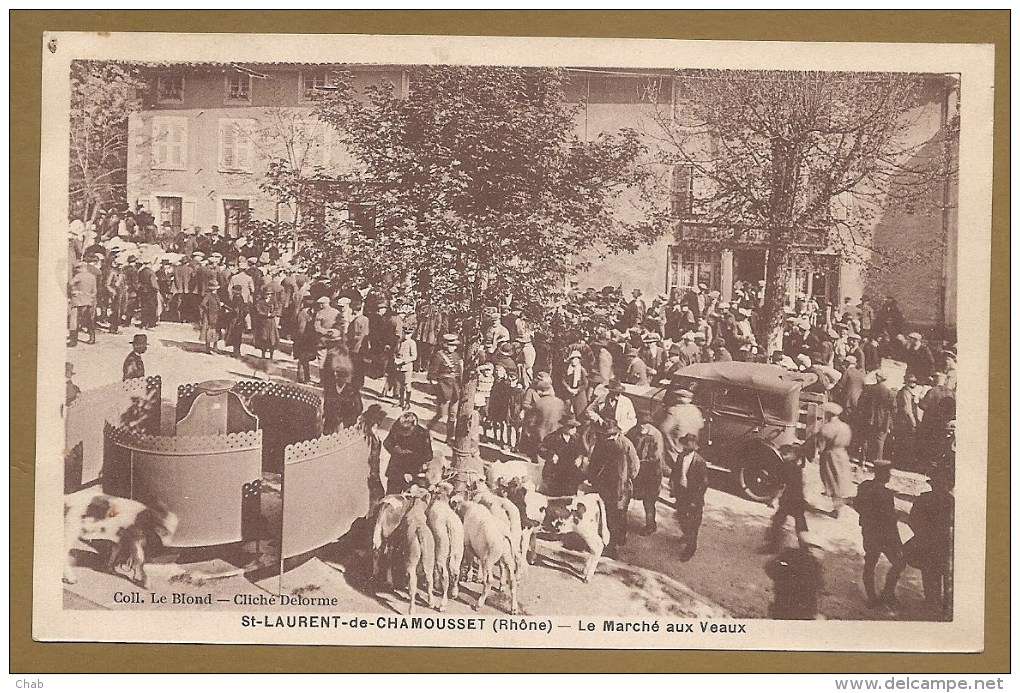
[368,469,611,616]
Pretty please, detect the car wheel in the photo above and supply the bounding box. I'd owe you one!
[738,455,781,503]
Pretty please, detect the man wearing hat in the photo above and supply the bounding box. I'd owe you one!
[65,362,81,409]
[671,432,708,561]
[427,334,463,439]
[592,379,637,436]
[520,378,565,463]
[228,261,256,305]
[853,459,905,607]
[68,261,98,347]
[905,465,954,615]
[123,334,147,380]
[855,370,895,462]
[892,373,921,465]
[198,280,222,353]
[904,332,935,384]
[392,326,418,409]
[623,289,646,330]
[539,416,586,496]
[320,329,354,434]
[586,420,640,557]
[383,412,435,495]
[639,333,665,378]
[622,345,649,387]
[627,410,666,535]
[830,355,866,418]
[918,371,955,453]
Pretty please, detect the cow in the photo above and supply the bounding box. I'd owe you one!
[397,487,436,614]
[497,478,609,583]
[370,493,412,588]
[64,492,178,589]
[452,499,519,615]
[426,481,465,612]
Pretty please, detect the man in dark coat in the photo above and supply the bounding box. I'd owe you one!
[383,412,434,494]
[855,371,896,462]
[905,466,954,616]
[122,334,147,380]
[586,421,640,558]
[765,444,809,551]
[627,411,666,535]
[622,289,646,330]
[539,417,587,497]
[427,334,463,440]
[904,332,935,384]
[320,330,353,434]
[854,459,905,607]
[670,433,708,562]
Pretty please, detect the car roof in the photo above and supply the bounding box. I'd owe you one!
[675,361,817,396]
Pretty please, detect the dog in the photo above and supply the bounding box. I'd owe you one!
[64,492,178,589]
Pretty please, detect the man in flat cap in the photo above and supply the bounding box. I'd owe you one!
[853,459,905,608]
[856,370,895,463]
[627,409,666,535]
[670,433,708,561]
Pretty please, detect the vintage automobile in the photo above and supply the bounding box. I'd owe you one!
[622,361,826,503]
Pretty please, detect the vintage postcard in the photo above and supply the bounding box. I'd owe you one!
[34,31,994,650]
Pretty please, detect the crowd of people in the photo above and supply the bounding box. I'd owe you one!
[67,209,957,621]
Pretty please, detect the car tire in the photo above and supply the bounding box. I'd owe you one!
[738,452,782,504]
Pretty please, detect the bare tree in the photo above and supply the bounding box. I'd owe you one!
[649,69,957,349]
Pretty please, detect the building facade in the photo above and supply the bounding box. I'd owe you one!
[124,64,957,330]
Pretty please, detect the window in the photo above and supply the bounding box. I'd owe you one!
[713,386,759,418]
[218,119,254,172]
[156,74,184,103]
[151,117,188,170]
[678,250,721,293]
[301,71,330,100]
[225,73,252,102]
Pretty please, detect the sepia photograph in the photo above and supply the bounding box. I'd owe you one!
[33,31,994,650]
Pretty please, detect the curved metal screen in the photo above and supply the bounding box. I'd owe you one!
[281,429,370,559]
[109,428,262,547]
[64,376,161,491]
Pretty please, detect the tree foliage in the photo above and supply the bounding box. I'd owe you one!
[69,60,145,221]
[314,66,651,321]
[648,69,957,347]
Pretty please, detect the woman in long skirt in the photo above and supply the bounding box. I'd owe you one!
[252,287,280,360]
[811,402,855,518]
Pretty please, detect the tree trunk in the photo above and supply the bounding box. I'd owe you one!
[451,315,482,465]
[762,244,791,354]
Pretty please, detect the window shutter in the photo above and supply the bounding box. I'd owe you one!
[220,120,236,170]
[182,200,196,227]
[671,164,693,217]
[169,121,186,169]
[152,120,169,168]
[236,125,251,171]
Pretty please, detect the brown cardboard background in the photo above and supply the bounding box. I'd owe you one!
[10,10,1009,673]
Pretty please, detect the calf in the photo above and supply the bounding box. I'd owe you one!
[64,492,178,589]
[426,482,465,612]
[398,489,436,614]
[453,499,519,615]
[500,479,609,583]
[466,479,528,578]
[370,493,412,588]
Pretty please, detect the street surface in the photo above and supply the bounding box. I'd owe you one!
[64,322,936,621]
